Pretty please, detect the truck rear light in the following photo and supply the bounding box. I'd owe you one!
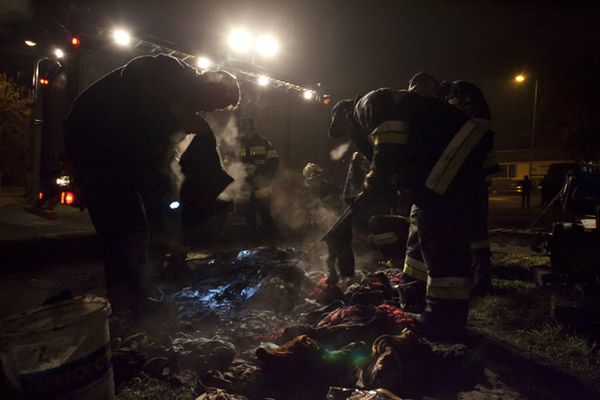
[60,191,76,205]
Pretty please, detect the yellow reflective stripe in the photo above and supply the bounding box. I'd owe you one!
[255,186,272,199]
[266,150,279,159]
[371,120,410,145]
[236,149,246,157]
[371,231,398,245]
[426,276,472,300]
[372,120,410,135]
[426,286,471,300]
[470,239,490,250]
[425,119,486,195]
[250,146,266,155]
[403,257,427,282]
[373,132,409,145]
[254,159,266,165]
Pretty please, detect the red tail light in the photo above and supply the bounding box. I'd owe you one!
[38,192,44,200]
[60,191,76,205]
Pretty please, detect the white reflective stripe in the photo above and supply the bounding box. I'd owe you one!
[372,120,410,136]
[403,263,427,282]
[470,239,490,250]
[425,119,486,194]
[473,118,491,129]
[266,149,279,159]
[373,132,409,145]
[371,231,398,245]
[427,276,472,289]
[255,186,272,199]
[250,146,266,155]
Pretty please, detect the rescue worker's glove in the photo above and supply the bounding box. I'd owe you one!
[363,171,397,208]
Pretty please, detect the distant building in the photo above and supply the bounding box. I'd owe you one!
[491,148,582,194]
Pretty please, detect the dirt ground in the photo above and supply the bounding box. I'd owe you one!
[1,188,599,399]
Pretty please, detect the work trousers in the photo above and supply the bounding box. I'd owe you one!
[245,192,277,243]
[402,204,472,328]
[469,184,492,288]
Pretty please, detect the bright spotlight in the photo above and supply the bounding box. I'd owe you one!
[54,48,64,58]
[197,57,211,70]
[256,34,279,57]
[228,28,253,53]
[303,89,316,100]
[514,74,526,83]
[257,75,270,86]
[169,201,180,210]
[113,29,132,46]
[24,40,37,47]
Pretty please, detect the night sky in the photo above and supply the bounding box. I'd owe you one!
[2,0,599,150]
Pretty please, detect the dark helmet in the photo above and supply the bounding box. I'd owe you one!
[408,71,442,97]
[446,80,491,121]
[328,99,356,139]
[194,70,240,111]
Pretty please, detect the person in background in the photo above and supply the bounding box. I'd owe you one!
[521,175,533,208]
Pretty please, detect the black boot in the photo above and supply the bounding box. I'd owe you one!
[397,278,426,313]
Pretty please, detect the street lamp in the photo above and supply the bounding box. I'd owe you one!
[24,40,37,47]
[54,48,64,59]
[514,73,539,178]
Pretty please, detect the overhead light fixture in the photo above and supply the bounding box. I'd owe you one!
[228,28,253,54]
[24,40,37,47]
[197,57,211,70]
[256,34,279,57]
[113,29,132,46]
[54,48,64,58]
[257,75,270,86]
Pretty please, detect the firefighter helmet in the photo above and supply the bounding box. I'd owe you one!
[303,162,323,181]
[408,71,442,97]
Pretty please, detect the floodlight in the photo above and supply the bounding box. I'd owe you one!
[24,40,37,47]
[303,89,315,100]
[256,34,279,57]
[54,48,64,58]
[228,28,253,53]
[113,29,132,46]
[257,75,270,86]
[197,57,211,69]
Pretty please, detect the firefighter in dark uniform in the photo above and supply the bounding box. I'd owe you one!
[228,118,279,243]
[179,118,234,246]
[328,100,404,282]
[408,72,497,296]
[63,54,240,313]
[446,80,498,294]
[356,88,494,339]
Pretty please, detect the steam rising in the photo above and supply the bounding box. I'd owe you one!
[330,141,352,161]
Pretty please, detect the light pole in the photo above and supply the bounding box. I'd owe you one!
[514,74,539,178]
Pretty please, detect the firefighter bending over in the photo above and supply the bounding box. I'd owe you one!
[227,118,280,243]
[356,88,494,340]
[63,54,240,315]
